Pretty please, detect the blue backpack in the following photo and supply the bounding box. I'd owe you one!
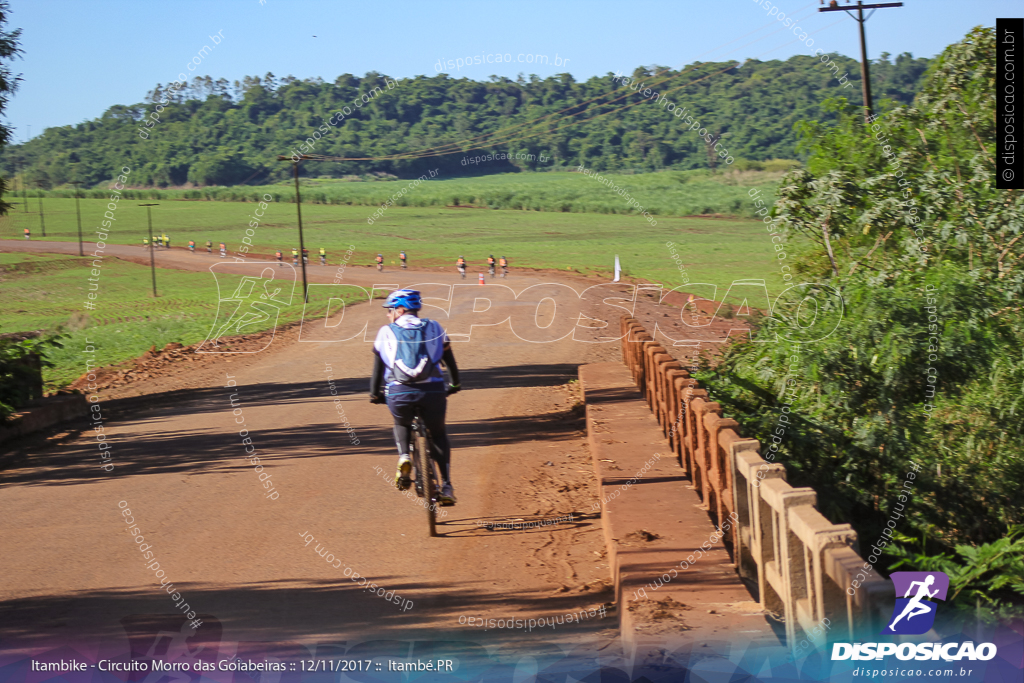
[388,322,437,384]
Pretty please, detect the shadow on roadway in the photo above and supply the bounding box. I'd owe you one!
[1,364,584,488]
[0,574,617,653]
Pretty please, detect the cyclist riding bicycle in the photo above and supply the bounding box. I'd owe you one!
[499,256,508,278]
[456,256,466,279]
[487,255,496,278]
[376,254,384,271]
[319,247,326,265]
[369,290,461,505]
[400,251,407,269]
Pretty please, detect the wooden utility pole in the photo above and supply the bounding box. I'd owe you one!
[71,181,84,256]
[140,204,159,297]
[819,1,903,123]
[15,157,27,212]
[277,156,310,303]
[36,182,46,237]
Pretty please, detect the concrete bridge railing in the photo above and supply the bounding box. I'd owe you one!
[619,315,891,646]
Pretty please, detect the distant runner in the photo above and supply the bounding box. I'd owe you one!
[276,250,283,266]
[188,240,196,253]
[142,237,149,249]
[206,240,213,254]
[23,227,30,240]
[376,254,384,272]
[487,255,496,278]
[292,248,299,266]
[219,242,227,258]
[319,247,326,266]
[302,248,309,265]
[456,256,466,279]
[163,234,170,250]
[400,251,407,269]
[499,255,508,278]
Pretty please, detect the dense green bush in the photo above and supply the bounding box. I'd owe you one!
[0,331,62,421]
[696,27,1023,616]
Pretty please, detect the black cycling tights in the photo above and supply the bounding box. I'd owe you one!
[392,424,451,482]
[388,392,452,483]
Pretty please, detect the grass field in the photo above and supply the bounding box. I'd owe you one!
[26,167,790,219]
[1,199,792,289]
[0,252,353,388]
[2,170,800,388]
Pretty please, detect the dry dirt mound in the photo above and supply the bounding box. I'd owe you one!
[66,328,284,394]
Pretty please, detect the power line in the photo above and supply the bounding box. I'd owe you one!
[819,0,903,122]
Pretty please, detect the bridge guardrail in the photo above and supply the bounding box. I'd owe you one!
[619,315,891,646]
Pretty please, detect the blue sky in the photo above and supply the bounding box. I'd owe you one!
[5,0,1016,140]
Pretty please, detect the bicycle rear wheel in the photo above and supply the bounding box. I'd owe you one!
[414,430,437,536]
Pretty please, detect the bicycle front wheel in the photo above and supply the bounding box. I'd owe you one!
[414,432,437,537]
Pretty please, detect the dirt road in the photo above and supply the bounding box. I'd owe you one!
[1,241,650,661]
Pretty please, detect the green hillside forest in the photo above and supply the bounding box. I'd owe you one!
[2,52,929,188]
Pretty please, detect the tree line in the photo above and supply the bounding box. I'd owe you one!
[1,52,930,188]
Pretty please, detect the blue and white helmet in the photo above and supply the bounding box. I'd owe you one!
[382,289,422,310]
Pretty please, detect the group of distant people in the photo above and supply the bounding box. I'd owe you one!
[375,251,409,271]
[129,242,509,278]
[141,234,173,249]
[153,239,229,258]
[373,252,510,278]
[139,238,332,265]
[456,254,508,279]
[273,248,328,267]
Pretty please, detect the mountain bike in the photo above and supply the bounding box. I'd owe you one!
[410,405,442,536]
[373,385,459,537]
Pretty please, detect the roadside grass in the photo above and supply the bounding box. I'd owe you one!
[0,253,347,388]
[1,201,796,294]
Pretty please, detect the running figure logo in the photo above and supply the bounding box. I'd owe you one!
[199,263,295,354]
[882,571,949,635]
